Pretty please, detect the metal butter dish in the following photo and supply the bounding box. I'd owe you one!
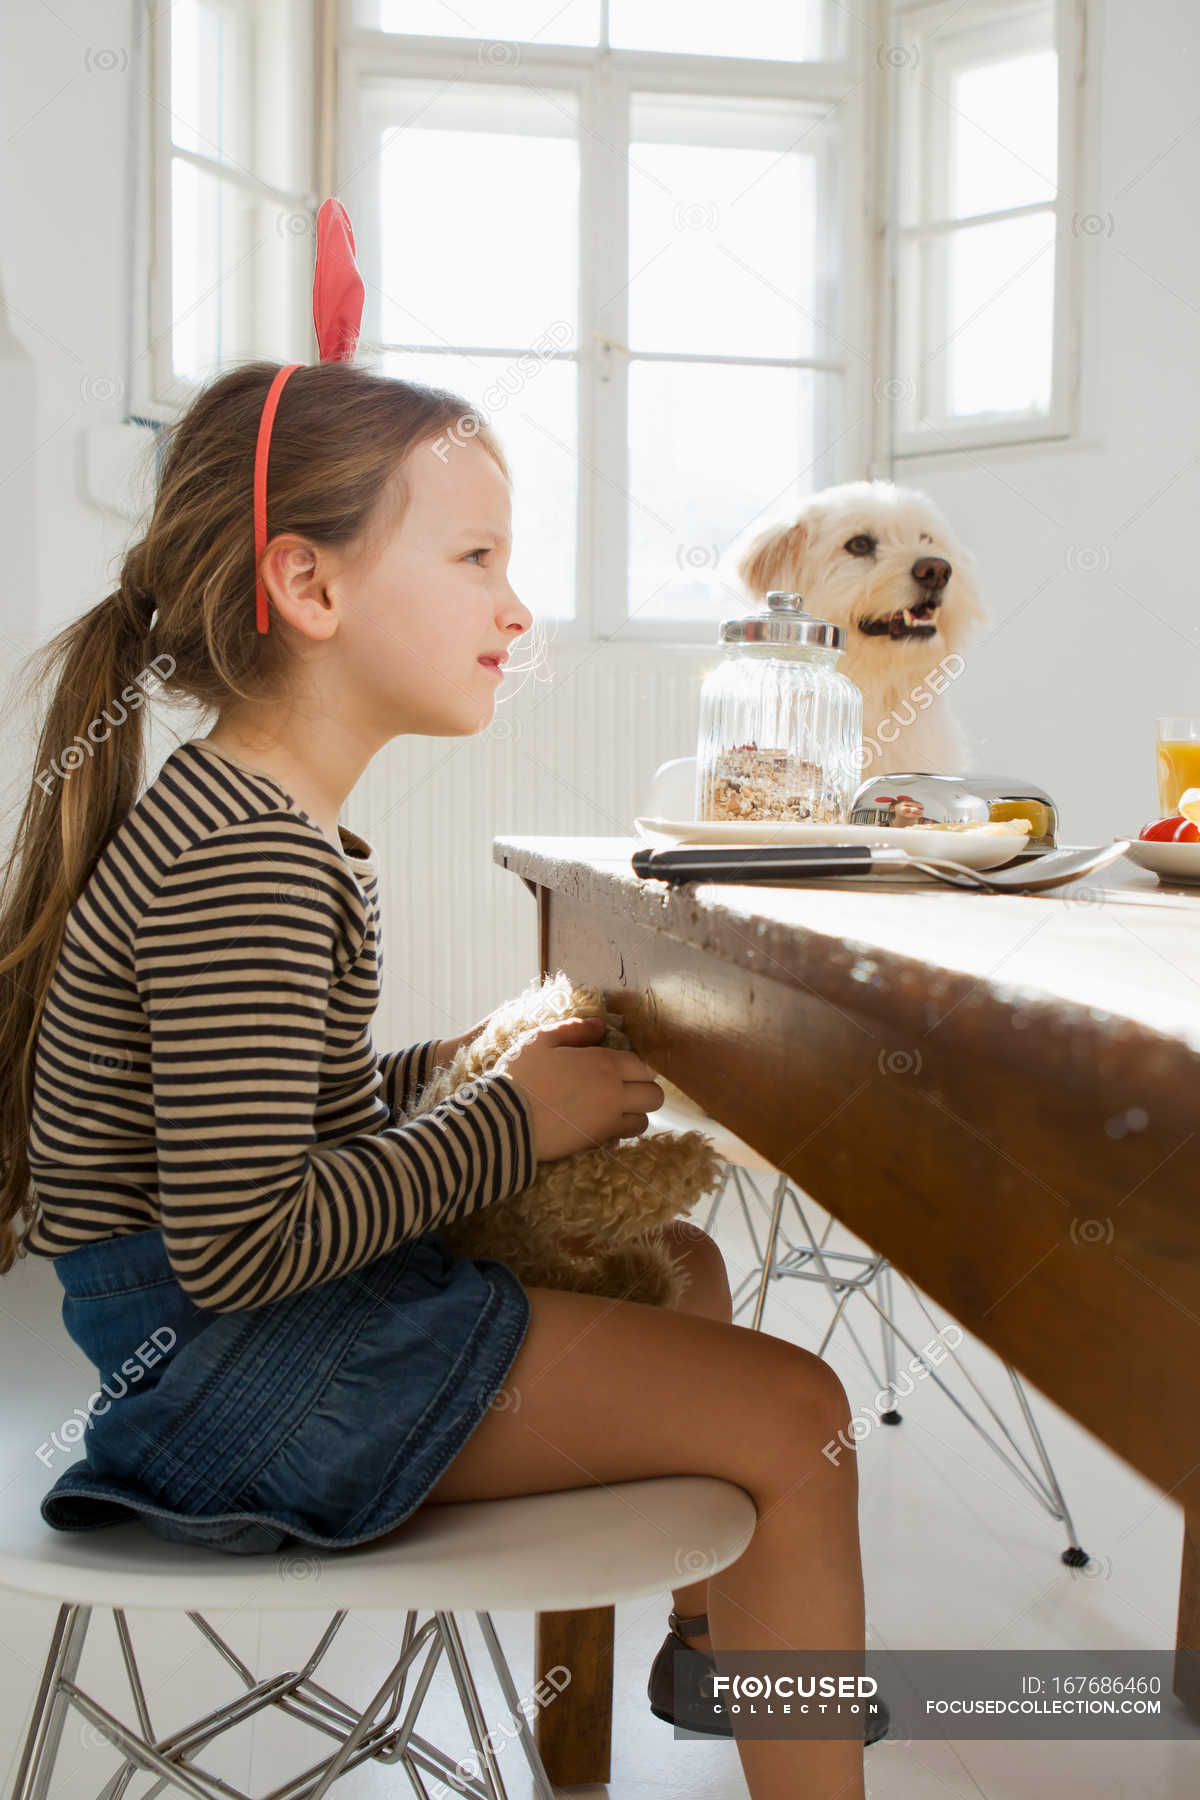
[850,773,1059,857]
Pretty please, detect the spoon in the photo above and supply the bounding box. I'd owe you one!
[879,840,1132,893]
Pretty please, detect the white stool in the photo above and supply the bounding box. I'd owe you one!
[650,1082,1088,1566]
[3,1282,756,1800]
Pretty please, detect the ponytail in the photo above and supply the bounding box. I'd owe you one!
[0,577,166,1270]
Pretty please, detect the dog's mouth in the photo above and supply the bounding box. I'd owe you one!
[857,596,942,641]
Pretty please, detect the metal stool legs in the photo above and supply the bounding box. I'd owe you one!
[475,1613,556,1800]
[11,1602,555,1800]
[709,1162,1089,1566]
[11,1603,93,1800]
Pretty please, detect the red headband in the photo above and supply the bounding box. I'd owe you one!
[253,197,365,633]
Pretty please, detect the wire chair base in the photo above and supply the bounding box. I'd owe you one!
[702,1162,1090,1568]
[11,1600,556,1800]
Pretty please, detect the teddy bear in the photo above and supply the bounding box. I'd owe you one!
[400,971,726,1307]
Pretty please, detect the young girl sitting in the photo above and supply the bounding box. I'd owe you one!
[0,358,870,1799]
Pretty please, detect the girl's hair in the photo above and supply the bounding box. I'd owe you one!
[0,359,509,1273]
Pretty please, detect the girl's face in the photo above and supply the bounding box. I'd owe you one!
[329,435,533,739]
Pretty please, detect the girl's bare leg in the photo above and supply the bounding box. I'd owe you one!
[416,1221,866,1798]
[655,1217,737,1644]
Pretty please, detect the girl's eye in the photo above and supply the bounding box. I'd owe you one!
[464,548,489,565]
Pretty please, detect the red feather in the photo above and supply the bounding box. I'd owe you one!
[312,198,364,363]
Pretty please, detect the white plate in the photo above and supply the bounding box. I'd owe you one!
[633,816,1029,878]
[1122,839,1200,884]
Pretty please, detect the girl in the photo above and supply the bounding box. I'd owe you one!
[0,358,870,1799]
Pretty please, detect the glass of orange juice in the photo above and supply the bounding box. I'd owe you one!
[1155,718,1200,815]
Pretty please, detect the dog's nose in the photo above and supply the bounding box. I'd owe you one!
[911,556,951,590]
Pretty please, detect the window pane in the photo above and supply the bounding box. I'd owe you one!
[890,4,1062,438]
[170,163,310,384]
[947,213,1055,416]
[627,361,836,625]
[373,83,579,350]
[951,51,1057,217]
[895,2,1056,231]
[171,0,237,161]
[896,212,1056,427]
[171,0,314,193]
[611,0,841,61]
[381,351,577,623]
[628,96,825,360]
[358,0,600,44]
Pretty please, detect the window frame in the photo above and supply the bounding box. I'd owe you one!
[337,16,872,645]
[134,1,1088,638]
[134,0,319,422]
[875,0,1087,465]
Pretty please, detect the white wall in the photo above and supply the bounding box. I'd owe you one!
[1,0,1195,870]
[869,0,1200,841]
[0,1,155,827]
[1,2,139,637]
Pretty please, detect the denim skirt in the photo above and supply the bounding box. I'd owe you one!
[39,1226,531,1555]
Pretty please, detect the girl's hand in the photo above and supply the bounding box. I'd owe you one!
[494,1016,664,1162]
[432,1010,493,1072]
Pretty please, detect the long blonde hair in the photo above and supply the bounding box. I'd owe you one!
[0,358,509,1272]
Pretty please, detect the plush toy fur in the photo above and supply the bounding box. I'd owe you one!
[401,971,726,1308]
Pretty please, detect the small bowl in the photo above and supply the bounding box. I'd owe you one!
[850,772,1059,856]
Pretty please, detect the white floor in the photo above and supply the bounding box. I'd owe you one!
[3,1180,1198,1800]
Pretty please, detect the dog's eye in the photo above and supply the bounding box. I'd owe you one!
[844,534,876,556]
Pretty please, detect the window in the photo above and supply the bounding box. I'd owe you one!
[141,0,317,413]
[361,0,835,61]
[340,3,863,642]
[356,77,581,630]
[881,0,1083,459]
[143,2,1086,632]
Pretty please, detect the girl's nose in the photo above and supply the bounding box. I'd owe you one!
[504,590,534,634]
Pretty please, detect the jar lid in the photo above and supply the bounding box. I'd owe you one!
[720,591,846,650]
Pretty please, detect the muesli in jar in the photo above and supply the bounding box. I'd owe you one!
[708,741,845,823]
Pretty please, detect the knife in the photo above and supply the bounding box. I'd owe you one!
[631,843,914,884]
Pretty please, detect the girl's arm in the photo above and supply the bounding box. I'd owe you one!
[134,819,537,1314]
[375,1039,442,1116]
[431,1012,492,1070]
[375,1015,490,1119]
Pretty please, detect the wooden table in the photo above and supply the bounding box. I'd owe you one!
[494,835,1200,1786]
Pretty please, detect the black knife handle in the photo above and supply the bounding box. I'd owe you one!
[631,844,878,883]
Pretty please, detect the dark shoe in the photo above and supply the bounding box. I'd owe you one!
[647,1610,890,1746]
[647,1609,730,1737]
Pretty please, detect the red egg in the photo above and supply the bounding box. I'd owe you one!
[1139,815,1200,843]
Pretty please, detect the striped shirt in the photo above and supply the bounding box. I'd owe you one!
[25,738,537,1312]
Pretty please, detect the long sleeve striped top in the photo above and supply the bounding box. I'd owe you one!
[24,737,537,1312]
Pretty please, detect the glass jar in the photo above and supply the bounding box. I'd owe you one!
[695,593,863,823]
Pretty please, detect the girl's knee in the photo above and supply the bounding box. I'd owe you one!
[741,1337,854,1448]
[790,1348,854,1442]
[662,1219,732,1314]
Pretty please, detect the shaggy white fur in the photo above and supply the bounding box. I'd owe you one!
[728,479,987,777]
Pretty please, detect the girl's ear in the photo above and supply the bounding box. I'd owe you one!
[259,535,340,642]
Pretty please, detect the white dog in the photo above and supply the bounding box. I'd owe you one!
[729,479,986,776]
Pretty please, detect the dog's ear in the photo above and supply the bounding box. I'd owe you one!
[735,517,810,598]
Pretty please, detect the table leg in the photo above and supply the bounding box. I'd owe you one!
[1176,1508,1200,1716]
[534,1605,614,1784]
